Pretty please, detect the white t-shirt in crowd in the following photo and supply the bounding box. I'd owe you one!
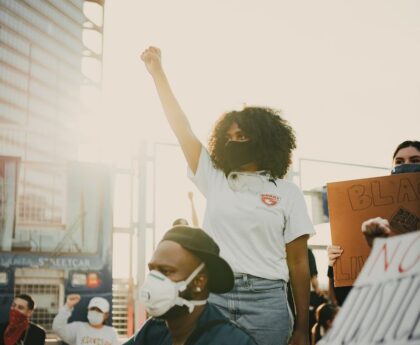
[188,147,315,281]
[52,305,120,345]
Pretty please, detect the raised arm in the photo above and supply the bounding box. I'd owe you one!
[188,191,199,227]
[52,294,81,343]
[361,217,394,247]
[141,47,202,173]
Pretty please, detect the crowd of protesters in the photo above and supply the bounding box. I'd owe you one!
[1,44,418,345]
[136,45,419,345]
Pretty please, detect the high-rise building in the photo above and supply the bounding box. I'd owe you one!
[0,0,104,162]
[0,0,104,226]
[0,0,107,332]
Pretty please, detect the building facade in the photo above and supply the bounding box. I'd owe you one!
[0,0,106,333]
[0,0,104,224]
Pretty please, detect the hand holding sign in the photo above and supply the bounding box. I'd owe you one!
[327,245,343,266]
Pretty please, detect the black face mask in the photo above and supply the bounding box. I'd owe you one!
[391,164,420,175]
[224,140,258,170]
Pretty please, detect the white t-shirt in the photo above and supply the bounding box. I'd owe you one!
[188,147,315,281]
[52,306,120,345]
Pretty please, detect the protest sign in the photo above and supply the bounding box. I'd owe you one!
[320,231,420,345]
[327,172,420,286]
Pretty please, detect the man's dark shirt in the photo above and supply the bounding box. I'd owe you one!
[124,303,257,345]
[0,322,46,345]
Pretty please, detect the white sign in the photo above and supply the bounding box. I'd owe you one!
[320,231,420,345]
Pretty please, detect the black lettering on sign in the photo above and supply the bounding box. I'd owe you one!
[324,285,371,343]
[352,281,390,343]
[346,178,419,212]
[336,256,366,282]
[367,278,406,343]
[374,276,416,343]
[372,181,394,206]
[397,178,419,203]
[323,275,420,344]
[392,276,420,342]
[339,284,378,344]
[390,207,420,234]
[348,185,372,210]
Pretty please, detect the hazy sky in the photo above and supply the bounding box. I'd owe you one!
[99,0,419,166]
[101,0,419,280]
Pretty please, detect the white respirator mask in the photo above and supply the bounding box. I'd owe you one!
[140,262,207,317]
[87,310,104,326]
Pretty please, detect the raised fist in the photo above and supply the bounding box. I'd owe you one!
[66,294,81,308]
[361,217,393,247]
[140,46,162,76]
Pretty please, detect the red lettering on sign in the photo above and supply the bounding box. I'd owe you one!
[368,241,401,276]
[398,233,420,273]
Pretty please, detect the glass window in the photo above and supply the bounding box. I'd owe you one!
[0,8,81,69]
[49,0,84,24]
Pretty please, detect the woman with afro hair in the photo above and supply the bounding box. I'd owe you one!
[141,47,315,345]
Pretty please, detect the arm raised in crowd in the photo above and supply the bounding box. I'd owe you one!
[140,47,201,174]
[361,217,394,247]
[188,191,199,227]
[52,294,82,344]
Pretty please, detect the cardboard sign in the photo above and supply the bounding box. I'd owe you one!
[320,231,420,345]
[327,172,420,287]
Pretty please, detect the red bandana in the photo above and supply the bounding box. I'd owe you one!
[4,309,29,345]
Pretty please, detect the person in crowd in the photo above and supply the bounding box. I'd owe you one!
[327,139,420,305]
[390,140,420,173]
[0,294,46,345]
[308,249,322,296]
[187,191,199,227]
[361,140,420,245]
[326,246,352,306]
[125,225,258,345]
[307,249,327,339]
[141,46,314,345]
[172,218,189,226]
[310,303,339,345]
[172,192,200,228]
[52,294,119,345]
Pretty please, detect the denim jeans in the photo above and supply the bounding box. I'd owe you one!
[209,274,293,345]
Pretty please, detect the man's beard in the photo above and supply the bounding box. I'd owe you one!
[157,286,194,321]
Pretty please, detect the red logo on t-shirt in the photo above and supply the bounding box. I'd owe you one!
[261,194,279,206]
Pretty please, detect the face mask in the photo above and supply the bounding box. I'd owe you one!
[140,262,206,317]
[224,140,258,170]
[391,164,420,174]
[4,309,29,345]
[87,310,104,326]
[227,171,267,193]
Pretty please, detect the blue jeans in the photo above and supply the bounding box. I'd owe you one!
[209,274,293,345]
